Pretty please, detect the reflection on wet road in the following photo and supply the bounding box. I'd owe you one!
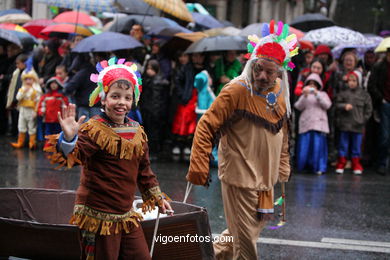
[0,137,389,259]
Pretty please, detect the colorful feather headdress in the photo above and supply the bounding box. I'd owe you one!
[89,57,142,107]
[245,20,299,71]
[21,56,39,82]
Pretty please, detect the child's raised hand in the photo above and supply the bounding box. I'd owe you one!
[58,104,86,141]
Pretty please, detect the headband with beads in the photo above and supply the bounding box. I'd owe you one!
[89,57,142,107]
[245,20,299,71]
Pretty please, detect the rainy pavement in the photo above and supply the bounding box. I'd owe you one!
[0,136,389,259]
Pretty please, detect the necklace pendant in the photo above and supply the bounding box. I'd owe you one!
[266,92,277,108]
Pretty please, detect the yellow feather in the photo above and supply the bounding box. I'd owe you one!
[286,34,296,42]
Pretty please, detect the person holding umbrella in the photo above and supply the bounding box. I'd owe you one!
[186,20,296,259]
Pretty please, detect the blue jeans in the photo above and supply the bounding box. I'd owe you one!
[44,122,62,136]
[378,102,390,167]
[296,131,328,173]
[338,131,363,158]
[77,106,102,122]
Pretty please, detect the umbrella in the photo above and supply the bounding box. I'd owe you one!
[12,30,38,50]
[22,19,52,39]
[332,35,383,59]
[116,0,159,15]
[0,9,32,24]
[41,23,94,38]
[290,13,334,32]
[72,31,142,52]
[240,23,304,39]
[109,15,181,34]
[185,35,247,53]
[142,0,193,22]
[147,24,191,37]
[375,37,390,53]
[204,26,242,37]
[0,23,28,33]
[35,0,118,13]
[53,11,96,26]
[160,32,207,57]
[192,13,224,29]
[0,28,22,47]
[302,26,368,47]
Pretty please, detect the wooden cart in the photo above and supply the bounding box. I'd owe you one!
[0,188,214,260]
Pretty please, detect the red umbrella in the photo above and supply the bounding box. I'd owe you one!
[53,11,96,26]
[23,19,52,39]
[289,26,305,40]
[0,23,28,33]
[41,23,94,38]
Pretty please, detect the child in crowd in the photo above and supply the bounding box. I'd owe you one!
[334,70,372,174]
[38,76,69,149]
[10,66,42,149]
[294,73,332,175]
[44,57,172,259]
[193,70,218,166]
[55,64,69,83]
[140,59,169,159]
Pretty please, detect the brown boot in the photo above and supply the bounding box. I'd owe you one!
[29,134,37,150]
[11,133,26,148]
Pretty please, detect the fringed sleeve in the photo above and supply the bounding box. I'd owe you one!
[44,123,101,169]
[187,82,240,186]
[44,133,82,169]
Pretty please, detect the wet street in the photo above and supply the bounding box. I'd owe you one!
[0,136,389,259]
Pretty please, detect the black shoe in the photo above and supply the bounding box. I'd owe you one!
[377,166,386,176]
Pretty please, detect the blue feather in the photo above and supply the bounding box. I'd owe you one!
[261,23,270,37]
[25,56,33,72]
[96,62,104,72]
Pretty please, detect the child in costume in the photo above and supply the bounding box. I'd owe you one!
[44,57,173,260]
[38,76,69,149]
[334,70,372,174]
[10,65,42,150]
[193,70,218,166]
[295,73,332,175]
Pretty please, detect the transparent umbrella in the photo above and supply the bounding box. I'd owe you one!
[302,26,368,47]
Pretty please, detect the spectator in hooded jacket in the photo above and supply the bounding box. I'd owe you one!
[294,73,332,175]
[334,70,372,174]
[38,76,69,149]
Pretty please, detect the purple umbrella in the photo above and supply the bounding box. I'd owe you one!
[72,31,142,53]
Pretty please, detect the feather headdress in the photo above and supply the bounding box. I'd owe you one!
[89,57,142,107]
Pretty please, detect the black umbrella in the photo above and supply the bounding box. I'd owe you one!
[192,13,224,29]
[109,15,181,34]
[290,13,334,32]
[72,32,142,53]
[0,28,22,47]
[115,0,159,16]
[147,24,191,37]
[185,35,247,53]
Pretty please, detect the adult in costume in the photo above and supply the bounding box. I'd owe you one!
[187,20,298,259]
[45,57,172,260]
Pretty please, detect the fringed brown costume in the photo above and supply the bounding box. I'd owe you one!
[45,114,165,260]
[187,79,291,259]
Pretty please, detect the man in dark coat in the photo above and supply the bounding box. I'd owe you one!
[368,48,390,175]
